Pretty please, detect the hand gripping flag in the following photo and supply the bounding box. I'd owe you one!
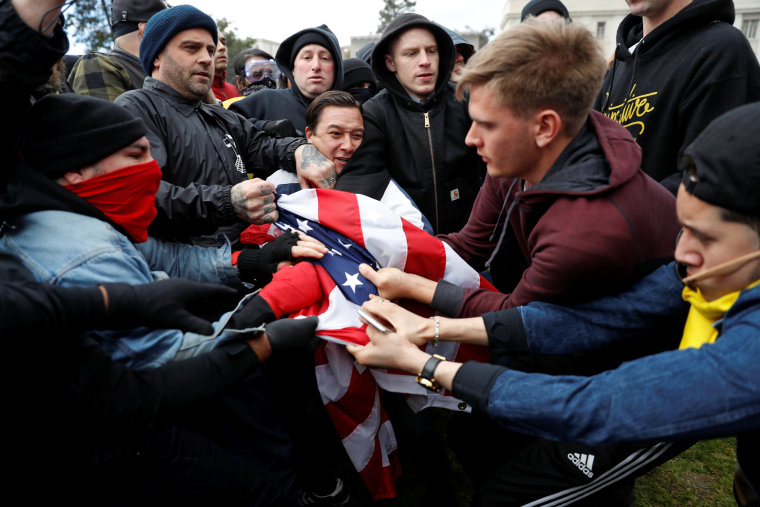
[258,189,494,500]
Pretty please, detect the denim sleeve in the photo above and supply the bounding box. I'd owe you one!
[135,235,241,288]
[483,326,760,445]
[519,264,688,354]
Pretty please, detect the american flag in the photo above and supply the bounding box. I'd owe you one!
[257,189,493,500]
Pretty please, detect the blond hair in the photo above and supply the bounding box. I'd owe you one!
[456,19,605,135]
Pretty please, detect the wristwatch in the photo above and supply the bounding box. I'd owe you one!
[416,354,447,392]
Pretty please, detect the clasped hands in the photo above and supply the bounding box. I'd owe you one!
[347,263,437,373]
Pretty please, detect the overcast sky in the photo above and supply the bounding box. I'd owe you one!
[188,0,502,46]
[67,0,504,53]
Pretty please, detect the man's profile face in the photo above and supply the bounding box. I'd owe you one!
[292,44,335,100]
[675,184,760,301]
[214,30,228,74]
[465,84,540,181]
[450,51,465,83]
[153,28,216,100]
[385,27,439,101]
[305,105,364,174]
[60,137,153,184]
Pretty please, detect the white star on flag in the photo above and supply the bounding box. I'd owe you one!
[342,272,363,293]
[297,218,313,233]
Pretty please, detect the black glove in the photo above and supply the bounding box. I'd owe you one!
[236,231,299,285]
[226,294,276,330]
[262,119,297,138]
[265,316,319,354]
[102,279,241,335]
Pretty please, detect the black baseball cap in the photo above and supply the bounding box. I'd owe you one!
[680,102,760,216]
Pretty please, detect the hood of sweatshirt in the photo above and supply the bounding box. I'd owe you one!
[275,24,344,106]
[519,111,643,203]
[370,13,456,111]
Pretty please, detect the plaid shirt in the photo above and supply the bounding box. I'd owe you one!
[67,48,145,102]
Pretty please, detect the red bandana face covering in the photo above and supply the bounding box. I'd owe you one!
[65,160,162,243]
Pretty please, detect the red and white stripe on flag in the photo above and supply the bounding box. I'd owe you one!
[272,189,494,500]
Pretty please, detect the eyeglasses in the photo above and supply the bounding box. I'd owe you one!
[245,59,282,82]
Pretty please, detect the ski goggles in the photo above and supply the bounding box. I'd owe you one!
[245,59,282,82]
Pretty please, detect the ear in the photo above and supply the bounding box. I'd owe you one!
[137,21,147,39]
[58,169,88,186]
[305,126,313,142]
[533,110,562,149]
[385,54,396,73]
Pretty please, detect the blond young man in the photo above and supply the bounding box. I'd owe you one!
[352,100,760,506]
[355,19,687,505]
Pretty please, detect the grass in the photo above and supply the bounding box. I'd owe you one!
[634,438,737,506]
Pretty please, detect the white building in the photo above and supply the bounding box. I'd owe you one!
[499,0,760,59]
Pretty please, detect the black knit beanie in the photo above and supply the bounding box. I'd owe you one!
[139,4,218,74]
[342,58,377,91]
[290,30,334,69]
[20,94,147,179]
[521,0,571,21]
[680,102,760,217]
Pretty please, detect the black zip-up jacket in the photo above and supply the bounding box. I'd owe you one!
[116,78,306,246]
[336,13,484,234]
[594,0,760,194]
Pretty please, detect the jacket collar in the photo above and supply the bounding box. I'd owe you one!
[143,77,202,117]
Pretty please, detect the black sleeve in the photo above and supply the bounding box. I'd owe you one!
[237,112,307,177]
[149,180,235,240]
[0,281,107,335]
[46,334,259,447]
[451,361,506,414]
[482,308,531,362]
[430,279,465,317]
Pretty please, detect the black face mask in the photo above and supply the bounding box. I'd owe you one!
[241,78,277,96]
[348,87,374,104]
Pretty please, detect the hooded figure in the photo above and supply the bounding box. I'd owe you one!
[593,0,760,193]
[336,13,484,234]
[230,24,344,133]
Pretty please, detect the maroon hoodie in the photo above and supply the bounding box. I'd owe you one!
[437,110,680,317]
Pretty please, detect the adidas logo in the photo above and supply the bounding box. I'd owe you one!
[567,453,595,478]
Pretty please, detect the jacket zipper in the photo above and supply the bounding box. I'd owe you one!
[424,112,439,233]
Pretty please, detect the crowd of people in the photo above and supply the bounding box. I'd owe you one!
[3,0,760,505]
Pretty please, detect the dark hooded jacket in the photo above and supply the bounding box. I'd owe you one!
[230,24,343,132]
[594,0,760,193]
[435,111,680,318]
[335,13,484,234]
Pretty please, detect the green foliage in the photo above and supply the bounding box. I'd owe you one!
[377,0,417,34]
[216,18,258,84]
[65,0,112,52]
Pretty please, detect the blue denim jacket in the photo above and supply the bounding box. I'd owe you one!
[453,263,760,445]
[1,210,252,369]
